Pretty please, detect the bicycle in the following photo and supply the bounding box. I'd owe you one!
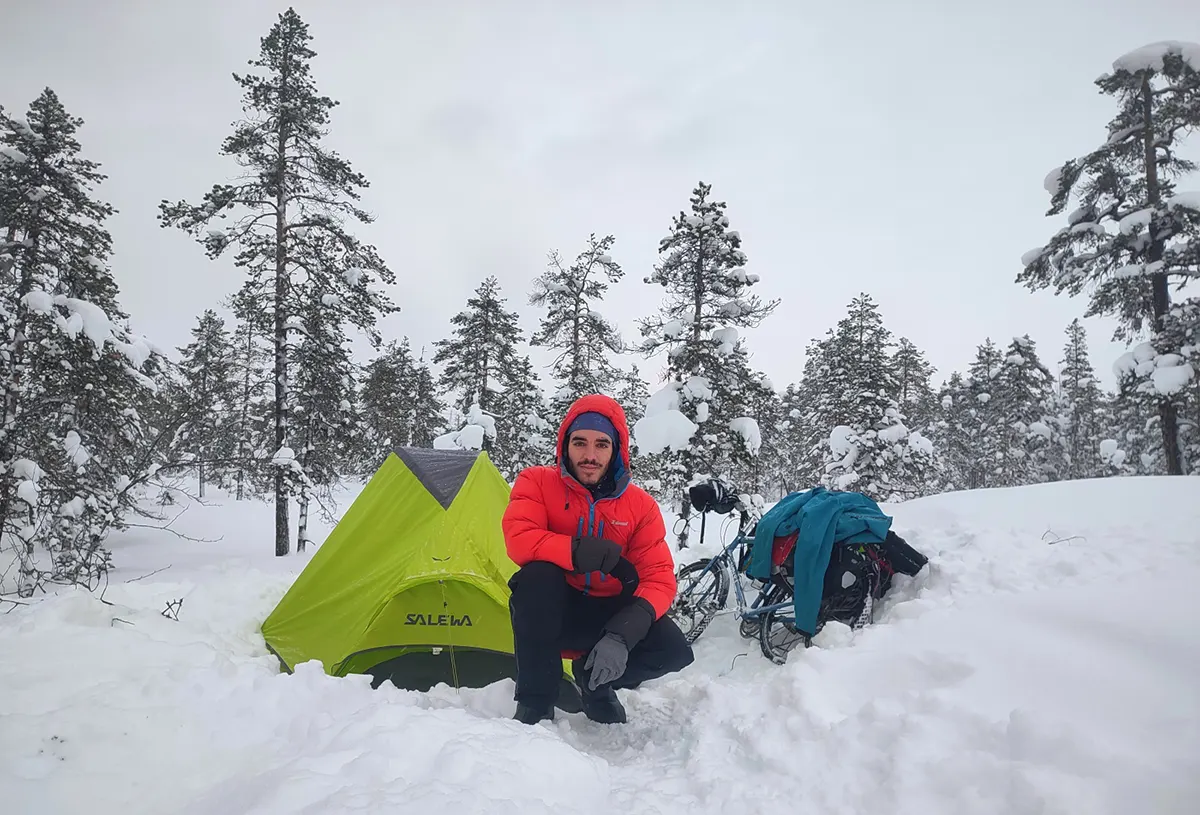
[667,478,803,664]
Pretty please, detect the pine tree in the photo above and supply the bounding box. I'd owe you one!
[1019,42,1200,474]
[433,276,522,419]
[1112,296,1200,473]
[289,285,360,550]
[815,295,935,501]
[892,338,938,433]
[224,287,273,499]
[492,354,553,478]
[614,366,668,499]
[173,310,239,496]
[409,350,445,448]
[635,182,778,542]
[993,335,1055,486]
[529,234,625,414]
[359,338,418,469]
[159,10,397,554]
[929,373,975,491]
[962,339,1008,488]
[790,336,837,490]
[0,90,162,595]
[1052,319,1108,479]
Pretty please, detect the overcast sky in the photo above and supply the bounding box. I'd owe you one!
[4,0,1198,395]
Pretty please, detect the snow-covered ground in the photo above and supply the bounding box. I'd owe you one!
[2,476,1199,814]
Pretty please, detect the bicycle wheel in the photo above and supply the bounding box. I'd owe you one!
[669,558,730,644]
[758,584,812,664]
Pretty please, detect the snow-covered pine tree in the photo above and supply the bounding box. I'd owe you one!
[635,182,778,543]
[173,310,239,496]
[816,294,936,501]
[993,335,1056,486]
[0,90,162,595]
[1111,295,1200,473]
[613,365,668,498]
[1019,41,1200,475]
[223,287,273,500]
[929,372,975,491]
[529,234,625,415]
[1051,319,1108,479]
[433,275,522,422]
[492,353,554,478]
[359,338,418,470]
[773,382,809,495]
[960,339,1008,488]
[288,278,361,551]
[159,9,397,555]
[790,335,838,490]
[892,338,938,433]
[730,371,782,498]
[409,350,445,448]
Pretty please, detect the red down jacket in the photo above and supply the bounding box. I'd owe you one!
[501,394,677,618]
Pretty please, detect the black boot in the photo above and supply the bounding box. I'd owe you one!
[573,659,627,724]
[513,702,554,725]
[580,684,626,724]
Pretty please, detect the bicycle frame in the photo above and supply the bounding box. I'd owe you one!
[674,528,794,626]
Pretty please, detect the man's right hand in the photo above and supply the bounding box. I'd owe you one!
[571,535,622,574]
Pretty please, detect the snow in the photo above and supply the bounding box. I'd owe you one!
[1165,191,1200,213]
[20,288,55,314]
[1112,40,1200,73]
[1115,342,1197,394]
[877,422,908,445]
[60,297,114,349]
[1020,245,1045,266]
[1151,358,1194,395]
[908,429,935,456]
[681,375,712,402]
[2,477,1200,813]
[1119,208,1153,234]
[16,479,38,505]
[0,145,28,164]
[1043,164,1065,195]
[632,383,697,454]
[728,416,761,456]
[1099,439,1127,467]
[661,320,686,339]
[434,404,496,451]
[62,430,90,468]
[712,327,738,355]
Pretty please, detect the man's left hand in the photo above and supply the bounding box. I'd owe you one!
[583,632,629,690]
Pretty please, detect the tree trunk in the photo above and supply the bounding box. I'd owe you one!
[1141,77,1183,475]
[677,492,691,550]
[235,318,255,501]
[273,57,292,556]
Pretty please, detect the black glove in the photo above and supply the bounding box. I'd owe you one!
[571,535,621,574]
[583,632,629,690]
[601,597,655,649]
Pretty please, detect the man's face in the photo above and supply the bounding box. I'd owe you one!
[567,429,614,486]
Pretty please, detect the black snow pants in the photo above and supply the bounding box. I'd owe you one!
[507,561,694,710]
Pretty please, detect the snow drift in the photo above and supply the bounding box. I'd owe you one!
[1,476,1198,814]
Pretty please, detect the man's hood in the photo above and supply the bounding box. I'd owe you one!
[556,393,632,492]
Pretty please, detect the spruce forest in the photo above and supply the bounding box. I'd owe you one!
[2,11,1197,592]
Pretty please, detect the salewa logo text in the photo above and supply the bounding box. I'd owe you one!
[404,613,473,627]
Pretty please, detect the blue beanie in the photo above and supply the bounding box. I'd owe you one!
[567,411,616,442]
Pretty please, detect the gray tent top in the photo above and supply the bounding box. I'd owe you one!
[394,446,480,509]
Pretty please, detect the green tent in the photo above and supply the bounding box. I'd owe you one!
[260,447,580,711]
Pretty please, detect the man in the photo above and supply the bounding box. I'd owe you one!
[501,393,694,724]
